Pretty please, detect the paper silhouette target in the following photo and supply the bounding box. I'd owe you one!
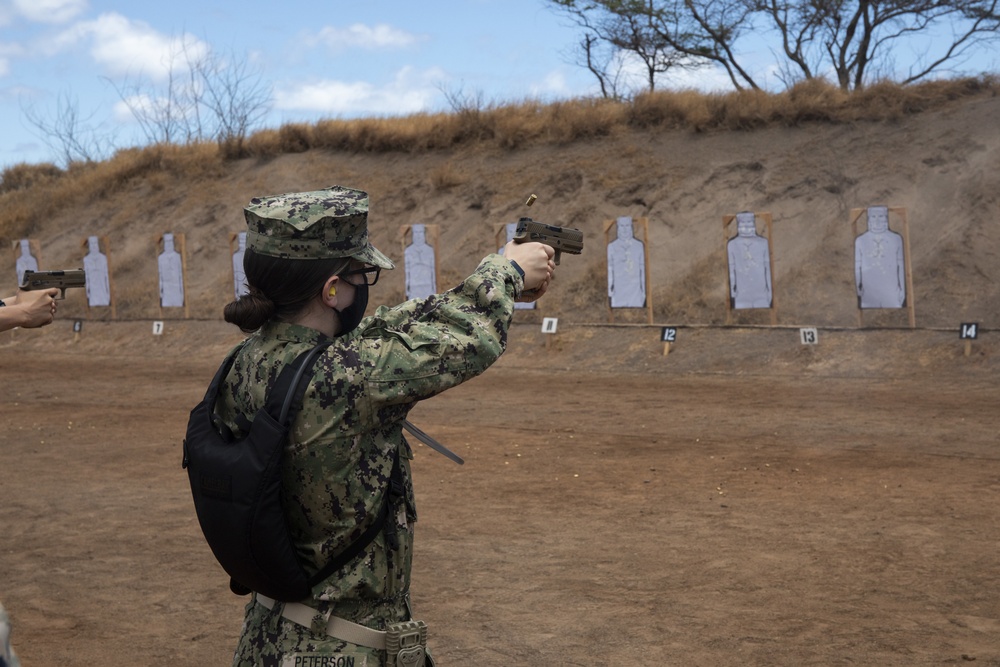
[156,232,188,314]
[855,206,906,309]
[14,239,39,285]
[607,217,647,308]
[727,212,773,309]
[402,224,439,301]
[849,205,915,328]
[82,236,113,308]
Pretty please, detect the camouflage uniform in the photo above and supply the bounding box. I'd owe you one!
[216,187,523,667]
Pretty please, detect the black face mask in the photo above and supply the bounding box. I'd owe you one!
[334,281,368,336]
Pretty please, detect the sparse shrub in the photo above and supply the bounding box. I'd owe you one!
[492,102,544,149]
[430,162,464,190]
[717,89,776,130]
[244,129,282,158]
[278,123,313,153]
[0,162,63,194]
[545,97,623,142]
[782,79,844,124]
[0,187,60,238]
[219,136,250,160]
[65,142,222,199]
[354,118,418,152]
[629,90,704,129]
[311,120,352,151]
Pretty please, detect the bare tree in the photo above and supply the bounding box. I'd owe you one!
[109,42,271,150]
[755,0,1000,89]
[550,0,710,98]
[437,83,490,114]
[108,43,202,146]
[579,32,627,99]
[197,50,271,148]
[679,0,761,89]
[21,92,116,166]
[548,0,1000,90]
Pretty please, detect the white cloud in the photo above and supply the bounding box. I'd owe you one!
[530,70,574,98]
[12,0,87,24]
[310,23,423,51]
[0,41,24,77]
[112,95,148,122]
[0,41,23,57]
[661,65,735,93]
[274,66,445,115]
[51,12,209,80]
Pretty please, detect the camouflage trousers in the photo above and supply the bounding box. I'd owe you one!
[232,596,432,667]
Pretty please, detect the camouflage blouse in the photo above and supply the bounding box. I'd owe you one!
[215,253,522,634]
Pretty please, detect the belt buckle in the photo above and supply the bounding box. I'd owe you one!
[386,620,427,667]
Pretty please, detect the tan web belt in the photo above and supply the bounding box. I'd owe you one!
[255,593,387,650]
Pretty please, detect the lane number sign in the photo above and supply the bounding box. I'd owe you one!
[960,323,978,339]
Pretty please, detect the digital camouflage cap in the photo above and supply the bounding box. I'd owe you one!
[244,186,395,269]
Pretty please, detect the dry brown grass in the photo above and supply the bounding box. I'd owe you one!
[429,162,465,190]
[1,75,996,243]
[0,162,64,194]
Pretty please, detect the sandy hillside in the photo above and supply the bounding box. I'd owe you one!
[2,88,999,342]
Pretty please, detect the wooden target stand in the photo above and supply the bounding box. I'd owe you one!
[722,212,777,325]
[603,217,653,325]
[850,207,915,328]
[399,224,441,300]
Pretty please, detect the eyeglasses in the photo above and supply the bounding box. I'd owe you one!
[339,266,381,286]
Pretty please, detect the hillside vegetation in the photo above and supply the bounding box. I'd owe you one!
[2,77,998,331]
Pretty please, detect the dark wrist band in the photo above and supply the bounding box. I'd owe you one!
[508,260,525,279]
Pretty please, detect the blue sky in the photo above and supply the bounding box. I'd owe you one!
[1,0,996,170]
[1,0,611,168]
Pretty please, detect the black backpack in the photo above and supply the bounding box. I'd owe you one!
[182,341,400,602]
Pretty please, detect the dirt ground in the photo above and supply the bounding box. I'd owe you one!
[1,319,999,666]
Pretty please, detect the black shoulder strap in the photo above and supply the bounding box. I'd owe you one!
[203,339,330,431]
[217,339,399,592]
[271,341,401,589]
[206,340,331,425]
[307,447,402,588]
[263,341,332,426]
[203,341,247,406]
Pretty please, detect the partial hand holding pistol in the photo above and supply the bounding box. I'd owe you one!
[19,269,87,300]
[512,218,584,265]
